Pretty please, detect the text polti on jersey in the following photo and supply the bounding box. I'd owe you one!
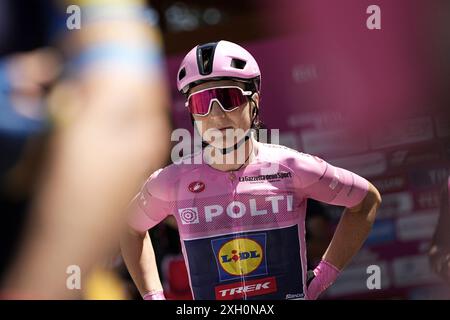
[178,195,294,224]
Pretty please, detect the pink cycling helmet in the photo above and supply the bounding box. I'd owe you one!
[177,40,261,94]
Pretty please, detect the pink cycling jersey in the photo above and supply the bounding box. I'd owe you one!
[128,141,369,300]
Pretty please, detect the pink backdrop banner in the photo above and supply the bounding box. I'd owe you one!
[163,0,450,299]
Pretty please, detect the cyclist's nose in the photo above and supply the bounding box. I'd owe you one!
[209,101,226,117]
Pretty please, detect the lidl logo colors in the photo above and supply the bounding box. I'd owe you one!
[212,234,267,281]
[219,238,263,276]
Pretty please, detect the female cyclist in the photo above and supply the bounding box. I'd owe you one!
[120,40,382,300]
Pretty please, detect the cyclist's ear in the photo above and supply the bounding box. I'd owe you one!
[251,92,260,107]
[249,98,258,122]
[250,92,260,120]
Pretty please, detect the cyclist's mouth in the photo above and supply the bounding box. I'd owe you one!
[218,126,234,132]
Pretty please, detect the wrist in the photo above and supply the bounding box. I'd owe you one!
[307,260,340,300]
[142,290,165,300]
[315,259,341,276]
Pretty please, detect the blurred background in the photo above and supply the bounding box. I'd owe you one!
[1,0,449,299]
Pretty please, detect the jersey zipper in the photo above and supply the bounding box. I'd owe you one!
[227,170,248,300]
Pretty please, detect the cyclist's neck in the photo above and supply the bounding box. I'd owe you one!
[204,134,257,172]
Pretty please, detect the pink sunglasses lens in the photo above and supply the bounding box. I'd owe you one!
[188,87,248,115]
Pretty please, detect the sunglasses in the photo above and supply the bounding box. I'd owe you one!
[185,86,253,116]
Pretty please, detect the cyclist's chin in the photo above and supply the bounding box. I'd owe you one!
[209,137,247,150]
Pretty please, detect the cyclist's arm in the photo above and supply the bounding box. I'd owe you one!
[120,169,170,299]
[120,228,163,297]
[297,155,381,270]
[293,154,381,299]
[321,182,381,269]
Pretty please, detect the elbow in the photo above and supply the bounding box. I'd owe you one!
[365,183,382,223]
[120,226,147,245]
[370,184,382,209]
[348,183,381,224]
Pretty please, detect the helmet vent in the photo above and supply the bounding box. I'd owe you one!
[200,47,213,74]
[178,68,186,81]
[196,42,218,75]
[231,58,246,70]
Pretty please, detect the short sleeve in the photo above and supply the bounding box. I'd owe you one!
[127,168,171,232]
[291,153,369,208]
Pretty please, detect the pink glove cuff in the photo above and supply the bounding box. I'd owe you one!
[143,290,166,300]
[307,260,340,300]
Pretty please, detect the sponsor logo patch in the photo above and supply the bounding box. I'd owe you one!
[239,171,292,182]
[188,181,205,193]
[215,277,277,300]
[212,234,268,282]
[178,207,200,224]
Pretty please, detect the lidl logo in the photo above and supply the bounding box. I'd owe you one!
[212,234,267,282]
[219,239,262,276]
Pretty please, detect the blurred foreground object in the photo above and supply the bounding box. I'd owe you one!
[0,46,62,281]
[2,0,171,299]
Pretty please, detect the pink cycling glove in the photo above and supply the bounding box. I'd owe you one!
[143,290,166,300]
[306,260,340,300]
